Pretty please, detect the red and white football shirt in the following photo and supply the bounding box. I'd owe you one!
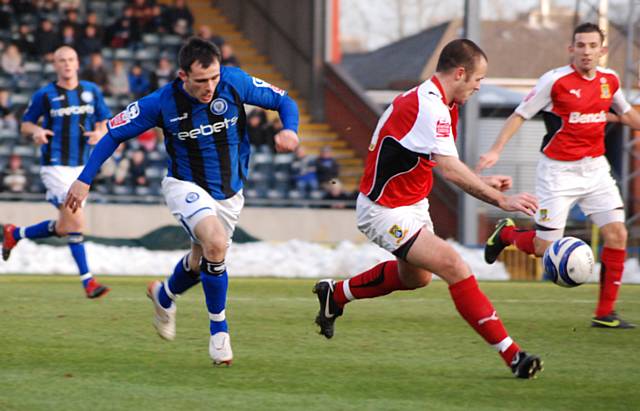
[359,76,459,208]
[516,65,631,161]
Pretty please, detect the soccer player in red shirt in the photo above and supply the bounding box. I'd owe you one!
[477,23,640,329]
[313,39,543,379]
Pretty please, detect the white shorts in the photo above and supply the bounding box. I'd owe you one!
[40,165,85,208]
[161,176,244,245]
[356,193,434,254]
[535,155,624,240]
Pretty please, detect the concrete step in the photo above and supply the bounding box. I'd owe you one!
[300,140,348,149]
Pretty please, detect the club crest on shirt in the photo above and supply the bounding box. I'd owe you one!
[81,91,93,103]
[185,192,200,203]
[210,98,228,115]
[388,224,407,244]
[538,208,550,222]
[600,84,611,99]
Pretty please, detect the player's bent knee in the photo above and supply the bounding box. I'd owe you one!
[602,224,627,248]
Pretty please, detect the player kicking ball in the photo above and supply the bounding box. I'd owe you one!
[313,39,543,379]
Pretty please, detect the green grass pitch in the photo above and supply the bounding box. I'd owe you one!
[0,275,638,411]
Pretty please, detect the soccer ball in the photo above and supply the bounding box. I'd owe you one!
[543,237,594,287]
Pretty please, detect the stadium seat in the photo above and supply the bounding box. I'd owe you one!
[114,48,134,61]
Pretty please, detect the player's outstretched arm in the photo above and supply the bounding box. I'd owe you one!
[475,112,526,171]
[435,153,537,216]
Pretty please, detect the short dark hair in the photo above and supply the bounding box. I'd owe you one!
[178,37,221,73]
[436,39,487,75]
[572,22,605,44]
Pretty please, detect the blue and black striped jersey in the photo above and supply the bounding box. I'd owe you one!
[22,80,111,166]
[80,66,299,200]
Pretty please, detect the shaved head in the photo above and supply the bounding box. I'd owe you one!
[53,46,80,84]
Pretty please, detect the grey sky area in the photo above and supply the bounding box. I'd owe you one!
[341,0,636,50]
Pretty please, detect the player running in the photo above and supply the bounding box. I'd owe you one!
[64,37,299,365]
[2,46,111,299]
[477,23,640,329]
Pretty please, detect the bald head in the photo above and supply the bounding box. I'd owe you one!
[53,46,80,83]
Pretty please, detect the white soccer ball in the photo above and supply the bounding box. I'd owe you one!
[543,237,594,287]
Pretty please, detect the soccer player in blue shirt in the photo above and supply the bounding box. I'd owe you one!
[64,37,300,365]
[2,46,111,299]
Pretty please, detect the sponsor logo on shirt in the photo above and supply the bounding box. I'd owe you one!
[49,104,95,117]
[109,102,140,129]
[569,89,581,98]
[435,119,451,137]
[252,77,285,96]
[175,116,238,140]
[568,110,607,124]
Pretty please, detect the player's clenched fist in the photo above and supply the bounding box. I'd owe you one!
[274,129,299,152]
[64,180,90,213]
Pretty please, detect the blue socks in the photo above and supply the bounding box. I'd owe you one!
[200,258,229,335]
[13,220,56,241]
[68,232,92,287]
[157,254,200,309]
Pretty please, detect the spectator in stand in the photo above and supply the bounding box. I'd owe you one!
[81,52,109,91]
[16,24,37,58]
[221,43,239,67]
[0,87,18,132]
[137,128,158,152]
[37,0,58,15]
[95,143,130,190]
[60,8,82,33]
[150,56,174,90]
[108,60,130,98]
[35,19,60,61]
[59,25,77,48]
[129,149,148,187]
[1,154,28,193]
[84,11,104,41]
[197,25,225,49]
[166,0,194,34]
[128,63,151,99]
[247,109,270,148]
[291,145,318,195]
[0,0,14,30]
[146,4,166,33]
[131,0,152,31]
[76,25,102,60]
[315,145,340,188]
[322,179,353,209]
[58,0,81,11]
[106,6,140,48]
[1,44,25,80]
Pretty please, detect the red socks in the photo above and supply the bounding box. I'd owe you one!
[595,247,625,317]
[449,276,519,365]
[500,226,536,255]
[333,260,413,306]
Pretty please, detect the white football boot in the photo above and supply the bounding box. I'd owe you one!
[146,280,177,341]
[209,331,233,366]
